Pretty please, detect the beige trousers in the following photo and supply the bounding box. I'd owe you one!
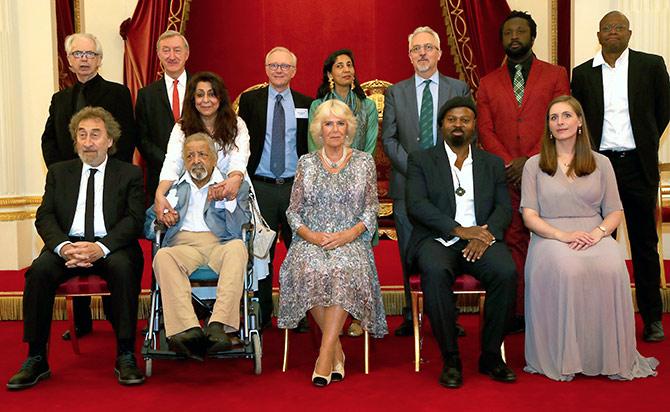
[153,231,248,337]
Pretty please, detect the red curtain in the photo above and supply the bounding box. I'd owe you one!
[441,0,511,93]
[55,0,77,90]
[119,0,171,103]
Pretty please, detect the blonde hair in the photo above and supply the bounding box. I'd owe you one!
[309,100,357,148]
[265,46,297,66]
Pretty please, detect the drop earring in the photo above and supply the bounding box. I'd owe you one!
[578,126,582,135]
[328,76,334,92]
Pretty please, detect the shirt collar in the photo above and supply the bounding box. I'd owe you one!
[269,85,291,100]
[415,71,440,89]
[593,47,629,68]
[164,70,187,87]
[177,167,225,189]
[82,155,108,175]
[443,142,473,167]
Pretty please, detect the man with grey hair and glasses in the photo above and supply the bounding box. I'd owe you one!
[40,32,137,340]
[382,26,471,336]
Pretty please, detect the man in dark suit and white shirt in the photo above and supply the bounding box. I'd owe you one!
[40,32,137,339]
[136,30,190,203]
[237,47,313,329]
[406,97,517,388]
[571,10,670,342]
[382,26,471,336]
[8,107,145,390]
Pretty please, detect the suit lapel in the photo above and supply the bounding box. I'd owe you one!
[432,144,456,213]
[471,147,486,223]
[64,160,84,231]
[157,77,171,114]
[402,80,420,137]
[498,68,519,110]
[521,59,544,110]
[591,64,605,122]
[627,50,640,120]
[102,159,117,224]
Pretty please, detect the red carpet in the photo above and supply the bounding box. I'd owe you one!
[2,314,668,411]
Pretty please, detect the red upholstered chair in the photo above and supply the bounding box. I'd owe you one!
[55,275,110,354]
[409,273,505,372]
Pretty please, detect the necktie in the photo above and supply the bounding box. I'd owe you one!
[419,79,434,149]
[75,84,86,112]
[270,94,285,178]
[84,168,98,241]
[172,79,180,121]
[513,64,524,106]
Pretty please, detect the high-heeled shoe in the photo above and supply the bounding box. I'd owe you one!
[331,354,346,382]
[312,359,331,387]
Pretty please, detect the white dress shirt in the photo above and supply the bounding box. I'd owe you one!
[177,168,224,232]
[593,48,636,151]
[55,157,111,257]
[164,71,187,117]
[436,143,476,248]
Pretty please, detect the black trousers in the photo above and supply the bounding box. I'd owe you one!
[23,244,143,351]
[252,178,293,326]
[392,198,414,316]
[605,151,663,325]
[416,240,516,360]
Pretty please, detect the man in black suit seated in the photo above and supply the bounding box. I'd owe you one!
[41,32,137,338]
[8,107,145,390]
[136,30,190,204]
[405,97,517,388]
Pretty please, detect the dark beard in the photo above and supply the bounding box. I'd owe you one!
[505,42,532,60]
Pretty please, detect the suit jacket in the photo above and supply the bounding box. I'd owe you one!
[381,74,471,199]
[237,86,313,176]
[572,49,670,185]
[35,158,145,254]
[477,58,570,163]
[136,74,189,199]
[405,144,511,269]
[40,74,137,166]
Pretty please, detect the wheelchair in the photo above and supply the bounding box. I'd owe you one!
[142,217,262,377]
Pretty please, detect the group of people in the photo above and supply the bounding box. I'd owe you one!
[6,8,669,391]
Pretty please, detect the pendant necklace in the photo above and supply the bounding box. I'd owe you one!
[453,169,466,196]
[322,147,348,169]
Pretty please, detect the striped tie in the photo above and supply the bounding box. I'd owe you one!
[513,64,524,106]
[419,79,434,149]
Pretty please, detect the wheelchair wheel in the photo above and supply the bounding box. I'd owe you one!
[252,333,262,375]
[145,358,153,377]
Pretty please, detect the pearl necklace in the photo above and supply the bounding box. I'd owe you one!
[321,147,348,169]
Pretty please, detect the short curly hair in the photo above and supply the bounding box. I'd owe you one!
[69,106,120,155]
[309,100,357,148]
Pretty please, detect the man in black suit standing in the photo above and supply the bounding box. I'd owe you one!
[406,97,517,388]
[8,107,145,390]
[572,10,670,342]
[136,30,189,203]
[40,32,137,339]
[237,47,313,329]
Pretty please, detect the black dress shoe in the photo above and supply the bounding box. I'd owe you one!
[394,319,414,337]
[643,321,665,342]
[7,355,51,390]
[204,322,232,353]
[439,355,463,389]
[478,359,516,383]
[114,352,145,386]
[168,327,207,361]
[293,316,309,333]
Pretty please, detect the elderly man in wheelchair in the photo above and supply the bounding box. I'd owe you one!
[147,132,250,361]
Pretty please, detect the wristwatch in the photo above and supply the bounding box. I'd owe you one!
[597,225,607,233]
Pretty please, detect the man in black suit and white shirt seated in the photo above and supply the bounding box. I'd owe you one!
[8,107,145,390]
[405,97,517,389]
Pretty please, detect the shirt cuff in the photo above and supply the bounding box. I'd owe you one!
[96,241,111,258]
[54,241,72,257]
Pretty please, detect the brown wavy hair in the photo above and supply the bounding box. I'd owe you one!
[180,71,238,152]
[539,95,595,177]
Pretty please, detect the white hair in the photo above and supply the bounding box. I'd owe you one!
[408,26,441,51]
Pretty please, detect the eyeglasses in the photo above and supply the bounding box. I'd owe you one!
[410,44,437,54]
[600,24,627,33]
[266,63,294,71]
[70,50,99,59]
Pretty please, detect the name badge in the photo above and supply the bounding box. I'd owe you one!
[295,108,308,119]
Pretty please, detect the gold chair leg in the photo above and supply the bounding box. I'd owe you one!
[66,296,80,354]
[411,291,421,372]
[282,328,289,372]
[364,330,369,374]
